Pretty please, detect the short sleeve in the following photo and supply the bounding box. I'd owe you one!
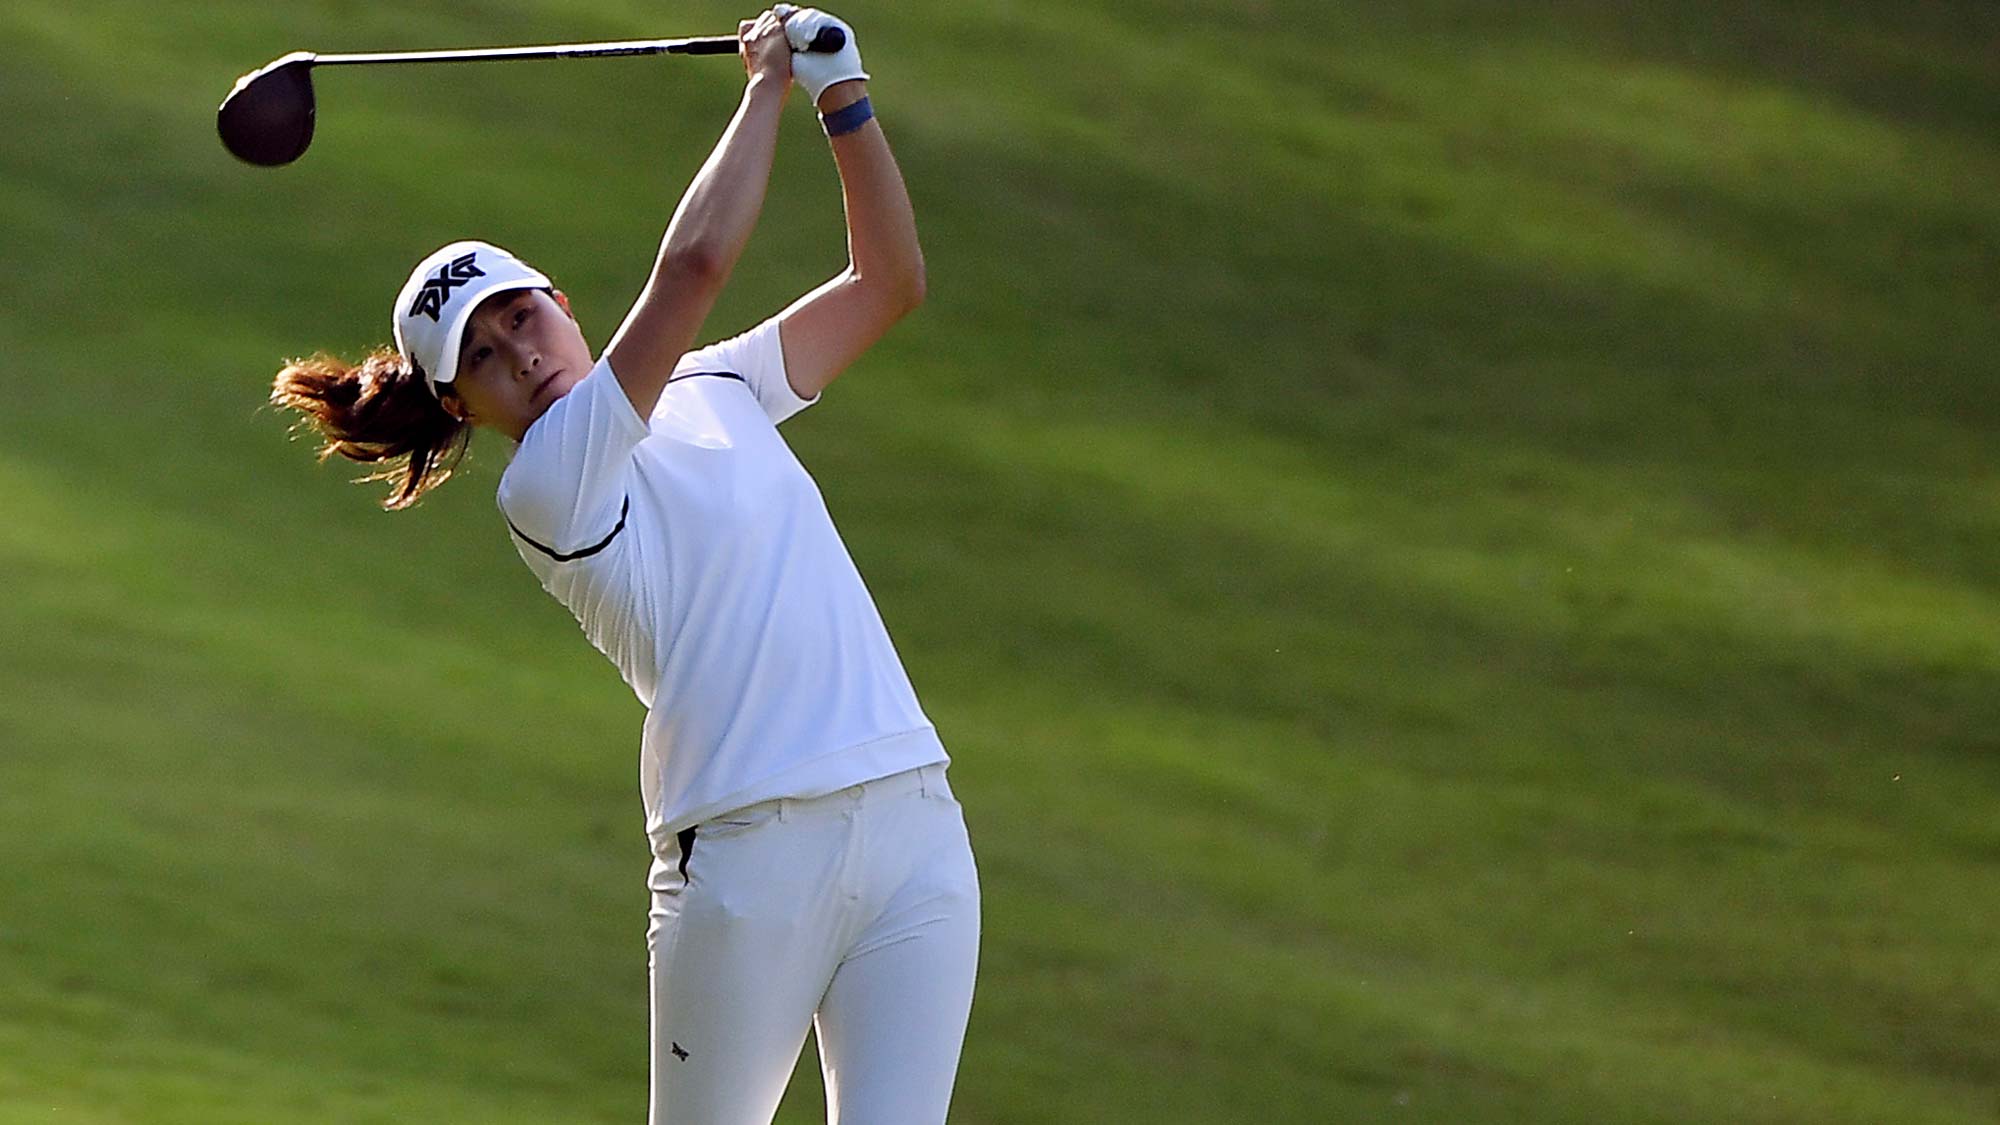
[497,355,647,556]
[672,316,819,425]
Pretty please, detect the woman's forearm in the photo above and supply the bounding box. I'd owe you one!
[659,75,789,282]
[819,81,924,307]
[605,74,788,415]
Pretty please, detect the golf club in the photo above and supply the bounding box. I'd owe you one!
[218,26,846,167]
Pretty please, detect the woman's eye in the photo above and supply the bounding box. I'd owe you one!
[514,309,530,327]
[470,347,490,366]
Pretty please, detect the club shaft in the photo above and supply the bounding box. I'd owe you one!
[313,36,739,67]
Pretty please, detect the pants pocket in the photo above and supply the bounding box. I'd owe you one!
[695,801,784,839]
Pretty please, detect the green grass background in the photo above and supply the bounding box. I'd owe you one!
[2,1,1996,1120]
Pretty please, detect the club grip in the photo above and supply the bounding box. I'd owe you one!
[679,25,845,54]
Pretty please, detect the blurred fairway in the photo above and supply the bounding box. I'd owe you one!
[2,0,1997,1121]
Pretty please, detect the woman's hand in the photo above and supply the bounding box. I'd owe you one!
[738,8,794,91]
[777,7,869,109]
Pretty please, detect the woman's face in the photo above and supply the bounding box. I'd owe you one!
[444,288,594,441]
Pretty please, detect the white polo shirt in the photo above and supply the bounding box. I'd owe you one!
[495,318,947,852]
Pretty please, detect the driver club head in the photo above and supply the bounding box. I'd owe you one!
[217,52,318,166]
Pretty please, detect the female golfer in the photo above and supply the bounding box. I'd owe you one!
[268,9,976,1122]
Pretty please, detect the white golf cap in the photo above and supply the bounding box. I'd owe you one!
[392,240,552,398]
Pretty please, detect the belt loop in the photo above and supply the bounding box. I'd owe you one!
[918,764,933,798]
[778,797,791,822]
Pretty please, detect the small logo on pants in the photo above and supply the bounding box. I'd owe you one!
[671,1041,689,1061]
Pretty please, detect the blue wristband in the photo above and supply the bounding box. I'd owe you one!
[820,96,874,138]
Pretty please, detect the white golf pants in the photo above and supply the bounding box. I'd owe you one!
[646,763,980,1124]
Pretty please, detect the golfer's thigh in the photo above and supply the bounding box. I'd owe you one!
[649,815,843,1124]
[816,804,980,1124]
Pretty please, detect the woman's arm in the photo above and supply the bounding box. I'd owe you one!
[774,74,926,401]
[604,10,794,419]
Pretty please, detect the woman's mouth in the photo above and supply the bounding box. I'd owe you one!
[530,370,561,404]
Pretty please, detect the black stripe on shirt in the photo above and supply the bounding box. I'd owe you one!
[507,496,630,563]
[667,370,746,384]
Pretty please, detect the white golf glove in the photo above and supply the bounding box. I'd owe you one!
[774,5,869,105]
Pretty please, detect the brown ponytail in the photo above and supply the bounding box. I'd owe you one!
[270,347,470,510]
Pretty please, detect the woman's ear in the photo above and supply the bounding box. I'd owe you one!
[439,390,469,423]
[552,288,576,319]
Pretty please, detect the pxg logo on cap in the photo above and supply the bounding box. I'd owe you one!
[409,252,486,322]
[392,240,553,398]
